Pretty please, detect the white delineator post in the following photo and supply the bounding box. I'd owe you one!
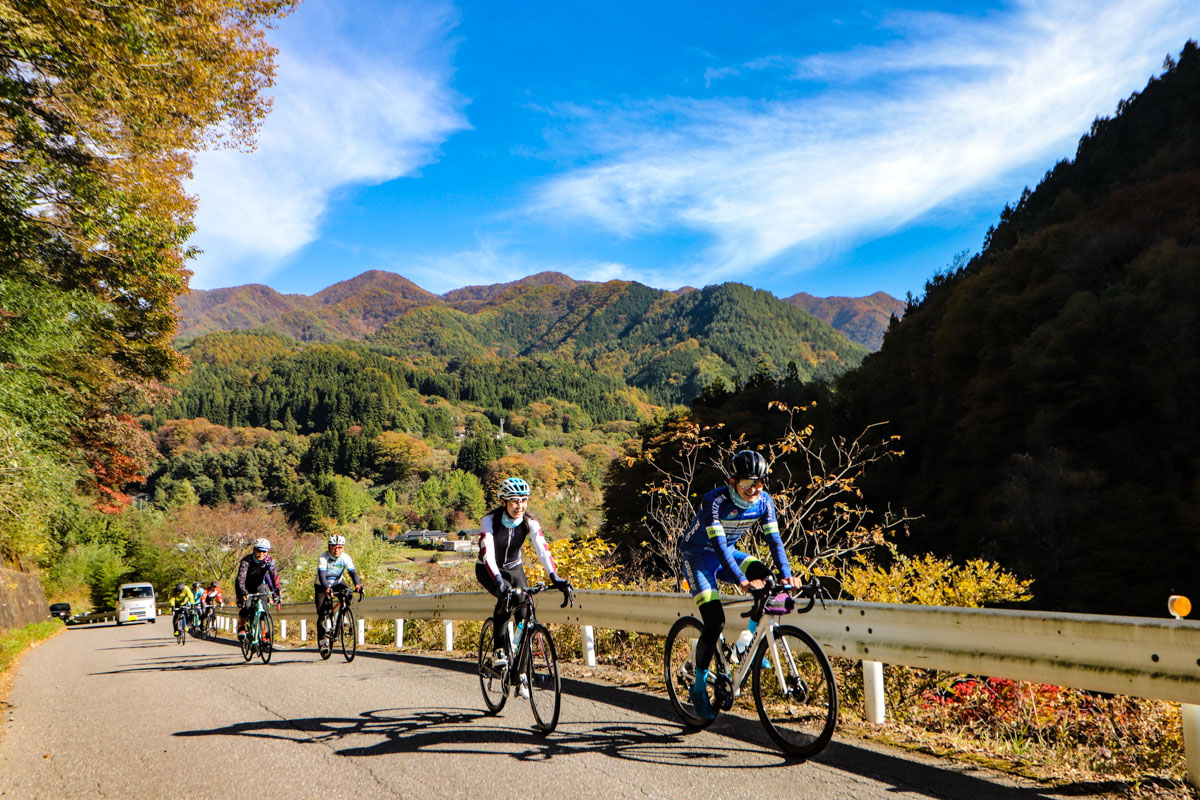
[582,625,596,667]
[300,619,307,642]
[863,660,886,724]
[1183,704,1200,788]
[444,620,454,651]
[395,619,404,648]
[280,619,287,640]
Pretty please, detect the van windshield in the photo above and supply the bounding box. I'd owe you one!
[121,586,154,599]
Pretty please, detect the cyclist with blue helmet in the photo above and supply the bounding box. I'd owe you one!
[476,477,570,662]
[679,449,801,720]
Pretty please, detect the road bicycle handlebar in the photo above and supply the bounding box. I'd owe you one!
[734,574,828,618]
[511,581,575,608]
[330,584,365,602]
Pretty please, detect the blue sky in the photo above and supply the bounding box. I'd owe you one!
[186,0,1200,300]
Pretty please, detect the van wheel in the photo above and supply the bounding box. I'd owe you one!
[116,620,123,626]
[149,618,156,624]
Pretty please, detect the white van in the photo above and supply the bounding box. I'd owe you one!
[116,582,157,624]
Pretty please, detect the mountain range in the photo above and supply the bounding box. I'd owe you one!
[175,273,898,405]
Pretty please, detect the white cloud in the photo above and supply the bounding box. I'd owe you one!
[186,0,468,289]
[533,0,1199,284]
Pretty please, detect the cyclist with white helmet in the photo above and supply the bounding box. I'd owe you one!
[476,477,570,662]
[679,449,801,720]
[315,534,362,649]
[235,538,281,640]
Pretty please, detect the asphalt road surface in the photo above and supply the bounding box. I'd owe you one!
[1,622,1096,799]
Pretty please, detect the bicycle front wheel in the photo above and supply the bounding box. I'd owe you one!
[340,604,357,662]
[664,616,715,729]
[525,623,560,734]
[258,612,274,664]
[176,613,187,645]
[240,621,253,661]
[477,617,508,714]
[752,624,838,758]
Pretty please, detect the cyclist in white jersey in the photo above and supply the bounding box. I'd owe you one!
[314,534,362,648]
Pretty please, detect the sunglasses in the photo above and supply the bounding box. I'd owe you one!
[736,479,764,490]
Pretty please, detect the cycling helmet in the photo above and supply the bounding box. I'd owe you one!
[175,582,185,593]
[328,534,346,547]
[208,581,218,589]
[191,582,200,589]
[252,537,271,551]
[731,450,770,481]
[498,476,531,501]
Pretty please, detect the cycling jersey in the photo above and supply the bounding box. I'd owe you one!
[477,508,558,583]
[201,587,223,605]
[191,588,204,604]
[168,588,194,608]
[316,552,359,589]
[680,485,791,585]
[235,553,280,602]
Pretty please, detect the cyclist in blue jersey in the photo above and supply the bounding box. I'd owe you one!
[680,449,801,720]
[315,534,362,649]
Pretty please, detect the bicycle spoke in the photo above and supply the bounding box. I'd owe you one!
[525,624,560,733]
[752,624,838,758]
[477,618,508,714]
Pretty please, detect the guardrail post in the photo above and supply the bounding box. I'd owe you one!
[1183,704,1200,787]
[280,619,287,640]
[582,625,596,667]
[357,618,365,646]
[395,619,404,649]
[300,619,307,642]
[444,620,454,651]
[863,660,886,724]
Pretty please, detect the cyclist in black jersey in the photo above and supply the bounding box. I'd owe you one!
[476,477,570,662]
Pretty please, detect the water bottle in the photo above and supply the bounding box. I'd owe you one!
[513,620,525,650]
[734,629,754,661]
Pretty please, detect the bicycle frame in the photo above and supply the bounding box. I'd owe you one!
[716,610,796,703]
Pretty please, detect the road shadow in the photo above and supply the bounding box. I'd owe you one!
[174,706,782,769]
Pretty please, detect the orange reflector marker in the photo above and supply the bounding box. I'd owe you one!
[1169,595,1191,619]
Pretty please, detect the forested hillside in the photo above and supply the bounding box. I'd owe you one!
[836,41,1200,615]
[178,275,869,407]
[785,291,905,350]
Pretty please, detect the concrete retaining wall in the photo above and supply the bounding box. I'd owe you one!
[0,567,49,630]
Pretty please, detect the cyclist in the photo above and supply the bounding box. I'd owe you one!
[475,477,570,669]
[235,538,281,640]
[679,449,801,720]
[201,580,223,628]
[189,581,204,627]
[168,582,194,638]
[315,534,362,649]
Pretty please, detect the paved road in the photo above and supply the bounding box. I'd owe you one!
[1,622,1092,799]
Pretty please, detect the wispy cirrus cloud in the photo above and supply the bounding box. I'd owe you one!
[186,0,468,289]
[534,0,1199,284]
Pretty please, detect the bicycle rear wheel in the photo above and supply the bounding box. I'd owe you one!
[176,612,187,645]
[664,616,716,729]
[258,612,274,663]
[525,623,560,733]
[340,604,357,662]
[477,617,507,714]
[752,624,838,758]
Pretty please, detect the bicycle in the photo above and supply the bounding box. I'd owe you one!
[663,575,838,758]
[172,606,189,645]
[240,591,278,664]
[199,604,218,639]
[477,582,573,733]
[318,584,363,662]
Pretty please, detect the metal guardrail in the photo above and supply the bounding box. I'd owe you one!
[211,588,1200,705]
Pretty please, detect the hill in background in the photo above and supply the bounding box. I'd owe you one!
[175,273,883,406]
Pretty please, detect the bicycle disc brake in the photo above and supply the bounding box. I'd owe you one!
[715,672,735,711]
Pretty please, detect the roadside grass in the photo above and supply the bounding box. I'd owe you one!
[0,620,63,680]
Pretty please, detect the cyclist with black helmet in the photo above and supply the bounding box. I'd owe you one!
[679,449,799,720]
[235,538,281,640]
[168,582,194,638]
[315,534,362,649]
[476,477,571,668]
